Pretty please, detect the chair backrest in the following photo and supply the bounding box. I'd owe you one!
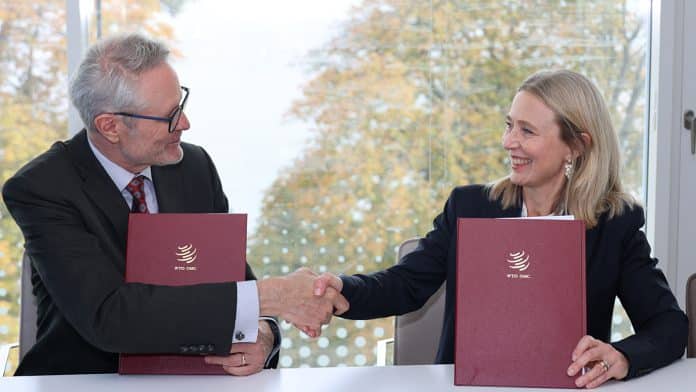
[393,238,446,365]
[19,252,37,360]
[687,272,696,358]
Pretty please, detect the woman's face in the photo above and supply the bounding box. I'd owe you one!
[502,91,573,195]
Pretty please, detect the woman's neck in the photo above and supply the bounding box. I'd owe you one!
[522,186,563,217]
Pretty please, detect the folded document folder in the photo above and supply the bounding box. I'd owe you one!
[455,218,586,388]
[119,213,247,375]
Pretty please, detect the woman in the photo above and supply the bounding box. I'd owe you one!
[314,70,688,388]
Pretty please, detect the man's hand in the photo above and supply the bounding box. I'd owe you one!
[258,268,349,337]
[293,272,347,337]
[204,320,275,376]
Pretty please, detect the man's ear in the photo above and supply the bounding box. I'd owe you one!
[93,114,120,143]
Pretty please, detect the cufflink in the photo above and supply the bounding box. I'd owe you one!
[235,331,245,341]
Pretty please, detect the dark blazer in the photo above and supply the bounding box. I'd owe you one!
[340,185,688,379]
[2,130,263,375]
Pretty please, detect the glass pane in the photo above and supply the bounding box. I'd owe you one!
[0,0,68,375]
[0,0,650,374]
[0,0,179,375]
[171,0,649,366]
[89,0,178,44]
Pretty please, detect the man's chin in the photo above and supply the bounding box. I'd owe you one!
[156,147,184,167]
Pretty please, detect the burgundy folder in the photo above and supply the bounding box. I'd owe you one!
[455,218,586,388]
[118,213,247,375]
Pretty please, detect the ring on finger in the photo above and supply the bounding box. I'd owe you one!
[241,353,246,367]
[600,359,610,372]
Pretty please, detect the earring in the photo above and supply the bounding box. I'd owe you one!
[564,159,574,179]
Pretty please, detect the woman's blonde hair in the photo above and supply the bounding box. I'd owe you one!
[488,70,635,228]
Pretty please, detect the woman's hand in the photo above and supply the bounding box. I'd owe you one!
[567,335,629,388]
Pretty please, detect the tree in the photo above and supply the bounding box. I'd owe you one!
[248,0,646,367]
[0,0,182,373]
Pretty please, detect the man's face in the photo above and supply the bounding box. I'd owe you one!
[116,63,190,173]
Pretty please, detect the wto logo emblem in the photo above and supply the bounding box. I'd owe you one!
[174,244,198,271]
[506,250,531,279]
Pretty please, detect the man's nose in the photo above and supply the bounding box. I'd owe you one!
[176,112,191,132]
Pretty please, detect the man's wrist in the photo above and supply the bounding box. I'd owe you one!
[258,278,283,317]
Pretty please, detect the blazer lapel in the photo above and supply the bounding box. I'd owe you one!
[584,220,600,268]
[152,165,186,213]
[66,130,130,245]
[488,199,522,218]
[497,206,522,218]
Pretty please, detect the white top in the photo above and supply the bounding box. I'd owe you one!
[520,202,573,219]
[87,136,258,343]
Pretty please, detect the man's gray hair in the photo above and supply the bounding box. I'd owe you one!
[69,33,170,132]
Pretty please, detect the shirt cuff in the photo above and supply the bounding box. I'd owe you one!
[232,280,259,343]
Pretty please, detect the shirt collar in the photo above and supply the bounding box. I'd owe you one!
[87,134,153,191]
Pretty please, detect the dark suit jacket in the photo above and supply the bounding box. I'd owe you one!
[2,130,269,375]
[340,185,688,379]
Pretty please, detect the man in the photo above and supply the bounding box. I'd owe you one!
[2,33,347,376]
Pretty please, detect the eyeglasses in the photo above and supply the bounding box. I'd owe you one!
[111,86,189,133]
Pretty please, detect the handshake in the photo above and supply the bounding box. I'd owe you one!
[258,268,347,337]
[206,268,347,375]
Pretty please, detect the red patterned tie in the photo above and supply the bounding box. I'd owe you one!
[125,175,149,213]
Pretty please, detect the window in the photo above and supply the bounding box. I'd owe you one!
[1,0,651,373]
[0,0,175,375]
[0,0,68,374]
[177,0,649,366]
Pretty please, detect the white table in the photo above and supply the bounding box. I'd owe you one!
[1,360,694,391]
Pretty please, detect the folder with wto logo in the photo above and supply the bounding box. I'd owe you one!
[455,218,586,388]
[119,213,247,375]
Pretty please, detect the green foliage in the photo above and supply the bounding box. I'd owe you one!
[1,2,67,372]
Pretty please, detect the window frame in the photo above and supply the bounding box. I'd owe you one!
[645,0,695,307]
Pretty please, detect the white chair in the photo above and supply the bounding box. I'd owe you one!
[0,342,16,376]
[376,238,446,366]
[1,253,37,375]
